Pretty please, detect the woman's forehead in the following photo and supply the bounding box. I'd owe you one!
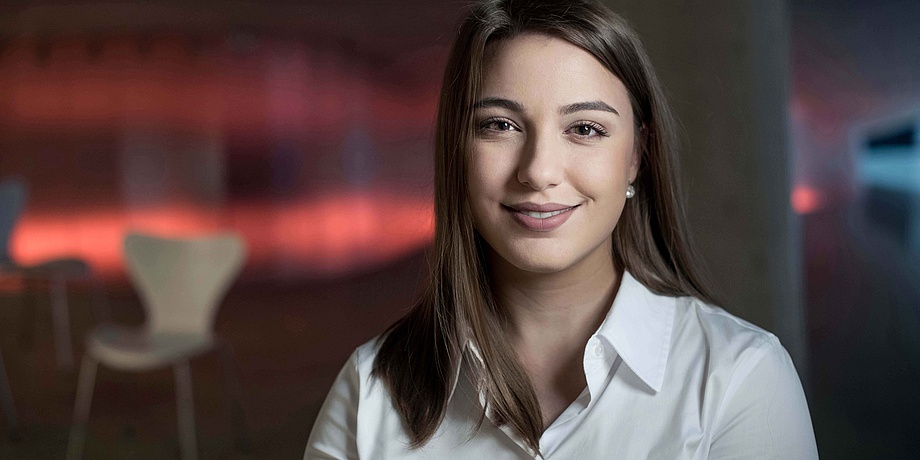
[478,33,631,115]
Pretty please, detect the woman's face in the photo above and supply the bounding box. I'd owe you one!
[467,33,639,275]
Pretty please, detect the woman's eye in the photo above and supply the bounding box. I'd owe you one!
[574,125,596,136]
[480,118,517,132]
[568,122,609,138]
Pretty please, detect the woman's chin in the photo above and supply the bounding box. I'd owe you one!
[514,263,567,275]
[487,236,614,277]
[501,251,580,275]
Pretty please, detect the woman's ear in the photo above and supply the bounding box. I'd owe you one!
[629,124,646,182]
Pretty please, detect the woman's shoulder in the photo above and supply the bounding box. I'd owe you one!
[670,295,788,372]
[667,297,817,457]
[675,295,777,345]
[346,335,385,378]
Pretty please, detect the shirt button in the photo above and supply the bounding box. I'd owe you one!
[593,344,604,357]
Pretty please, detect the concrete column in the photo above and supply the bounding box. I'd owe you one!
[604,0,807,377]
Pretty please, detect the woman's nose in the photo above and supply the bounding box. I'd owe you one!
[516,132,564,191]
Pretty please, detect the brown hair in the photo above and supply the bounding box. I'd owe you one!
[372,0,714,454]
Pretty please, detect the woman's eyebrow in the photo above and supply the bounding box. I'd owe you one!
[473,97,525,113]
[472,98,619,117]
[560,101,619,116]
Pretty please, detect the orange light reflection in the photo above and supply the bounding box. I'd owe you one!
[10,189,434,282]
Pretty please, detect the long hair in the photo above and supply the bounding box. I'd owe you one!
[372,0,715,454]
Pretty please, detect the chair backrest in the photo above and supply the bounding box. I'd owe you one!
[123,232,246,336]
[0,178,27,266]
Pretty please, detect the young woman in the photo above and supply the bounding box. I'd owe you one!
[305,0,818,458]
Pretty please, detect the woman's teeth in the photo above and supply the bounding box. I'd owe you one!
[519,207,572,219]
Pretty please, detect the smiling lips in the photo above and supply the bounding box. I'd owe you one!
[504,202,580,232]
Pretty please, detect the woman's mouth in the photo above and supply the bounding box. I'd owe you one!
[503,203,580,232]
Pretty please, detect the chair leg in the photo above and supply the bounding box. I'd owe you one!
[67,355,98,460]
[0,347,20,440]
[50,276,74,372]
[218,341,251,452]
[17,277,38,349]
[174,360,198,460]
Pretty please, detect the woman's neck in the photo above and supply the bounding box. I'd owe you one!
[488,240,621,352]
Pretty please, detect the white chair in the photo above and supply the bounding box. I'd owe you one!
[0,177,107,372]
[66,232,249,460]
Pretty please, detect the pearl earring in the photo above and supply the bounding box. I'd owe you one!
[626,184,636,199]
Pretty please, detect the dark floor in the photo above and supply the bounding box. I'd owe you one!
[0,249,428,459]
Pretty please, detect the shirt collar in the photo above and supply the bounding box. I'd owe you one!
[455,270,676,396]
[596,270,675,393]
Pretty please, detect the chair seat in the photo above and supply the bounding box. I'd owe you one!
[87,325,215,371]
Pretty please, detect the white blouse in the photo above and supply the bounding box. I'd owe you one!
[304,271,819,459]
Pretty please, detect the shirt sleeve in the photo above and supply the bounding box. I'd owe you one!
[708,336,819,459]
[304,350,361,460]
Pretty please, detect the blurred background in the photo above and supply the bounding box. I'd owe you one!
[0,0,917,458]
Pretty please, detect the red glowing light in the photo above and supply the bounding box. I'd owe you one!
[791,185,824,215]
[10,188,434,281]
